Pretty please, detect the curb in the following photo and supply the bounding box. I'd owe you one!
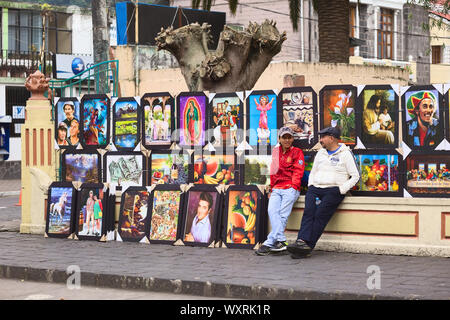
[0,191,20,198]
[0,264,420,300]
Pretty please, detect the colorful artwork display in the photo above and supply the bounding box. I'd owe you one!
[403,87,444,150]
[300,152,316,194]
[118,188,150,242]
[113,98,139,150]
[76,184,108,240]
[182,187,219,246]
[210,94,243,147]
[320,85,356,145]
[194,153,236,185]
[242,154,271,186]
[55,98,80,147]
[406,153,450,197]
[150,152,190,185]
[62,152,100,183]
[149,187,183,243]
[279,87,317,148]
[358,86,398,148]
[104,152,145,186]
[225,188,260,248]
[178,93,207,147]
[353,153,401,194]
[81,94,110,148]
[247,90,278,149]
[46,183,76,237]
[141,93,173,148]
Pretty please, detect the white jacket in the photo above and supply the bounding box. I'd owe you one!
[308,143,360,195]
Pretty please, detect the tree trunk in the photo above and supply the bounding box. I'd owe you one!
[316,0,350,63]
[155,20,286,93]
[92,0,110,93]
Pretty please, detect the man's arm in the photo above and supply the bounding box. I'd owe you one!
[339,151,360,195]
[291,149,305,191]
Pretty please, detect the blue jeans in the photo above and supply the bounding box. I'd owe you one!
[263,187,300,247]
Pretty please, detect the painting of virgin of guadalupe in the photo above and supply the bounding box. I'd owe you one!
[178,93,207,147]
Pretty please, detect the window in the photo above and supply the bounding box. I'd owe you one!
[377,8,393,59]
[432,46,442,64]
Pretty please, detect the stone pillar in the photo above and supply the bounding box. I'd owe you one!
[20,70,56,234]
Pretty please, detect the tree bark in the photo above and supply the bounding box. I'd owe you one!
[91,0,110,93]
[155,20,286,93]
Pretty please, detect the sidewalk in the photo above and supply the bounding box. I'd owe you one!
[0,231,449,300]
[0,179,21,197]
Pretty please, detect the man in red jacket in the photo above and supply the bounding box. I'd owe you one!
[256,126,305,256]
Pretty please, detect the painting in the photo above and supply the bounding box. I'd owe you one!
[55,97,81,148]
[45,182,76,238]
[357,85,399,149]
[149,150,191,185]
[118,187,151,242]
[177,92,207,147]
[223,186,262,249]
[148,185,183,244]
[112,97,140,150]
[141,92,174,149]
[241,153,272,186]
[320,85,357,146]
[62,151,100,183]
[80,94,110,148]
[300,151,317,194]
[209,93,243,148]
[181,185,221,247]
[75,183,109,240]
[193,153,237,185]
[351,151,402,196]
[247,90,278,152]
[402,86,444,151]
[405,152,450,197]
[104,152,146,187]
[279,87,318,149]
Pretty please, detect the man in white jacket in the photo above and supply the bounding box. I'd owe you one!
[287,126,360,258]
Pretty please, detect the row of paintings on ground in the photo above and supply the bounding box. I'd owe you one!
[54,84,450,154]
[45,183,269,249]
[60,149,450,198]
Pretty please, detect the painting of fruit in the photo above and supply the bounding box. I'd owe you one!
[226,190,258,245]
[353,154,399,192]
[194,154,236,185]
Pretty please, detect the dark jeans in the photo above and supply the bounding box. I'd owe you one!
[297,186,345,249]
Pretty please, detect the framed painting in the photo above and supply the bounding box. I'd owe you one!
[118,186,151,242]
[149,150,192,185]
[80,94,110,149]
[45,182,77,238]
[222,185,263,249]
[356,85,399,149]
[351,150,403,197]
[246,90,279,153]
[54,97,81,148]
[193,151,238,185]
[112,97,140,151]
[239,150,272,186]
[61,150,101,183]
[278,87,318,149]
[405,151,450,198]
[181,184,222,247]
[75,183,109,241]
[319,85,357,146]
[300,151,317,195]
[148,184,184,244]
[104,151,146,187]
[402,86,444,151]
[177,92,207,148]
[209,92,244,149]
[141,92,174,150]
[446,87,450,142]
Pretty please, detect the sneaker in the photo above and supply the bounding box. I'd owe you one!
[255,245,273,256]
[270,241,289,252]
[287,239,312,256]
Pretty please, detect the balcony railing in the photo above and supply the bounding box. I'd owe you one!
[0,50,53,78]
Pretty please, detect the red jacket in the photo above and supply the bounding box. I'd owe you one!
[270,146,305,191]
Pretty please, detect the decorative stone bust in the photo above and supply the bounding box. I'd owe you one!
[25,70,50,100]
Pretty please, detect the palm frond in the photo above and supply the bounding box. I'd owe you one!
[289,0,300,31]
[229,0,238,15]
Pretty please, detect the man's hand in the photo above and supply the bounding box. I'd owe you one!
[184,233,194,242]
